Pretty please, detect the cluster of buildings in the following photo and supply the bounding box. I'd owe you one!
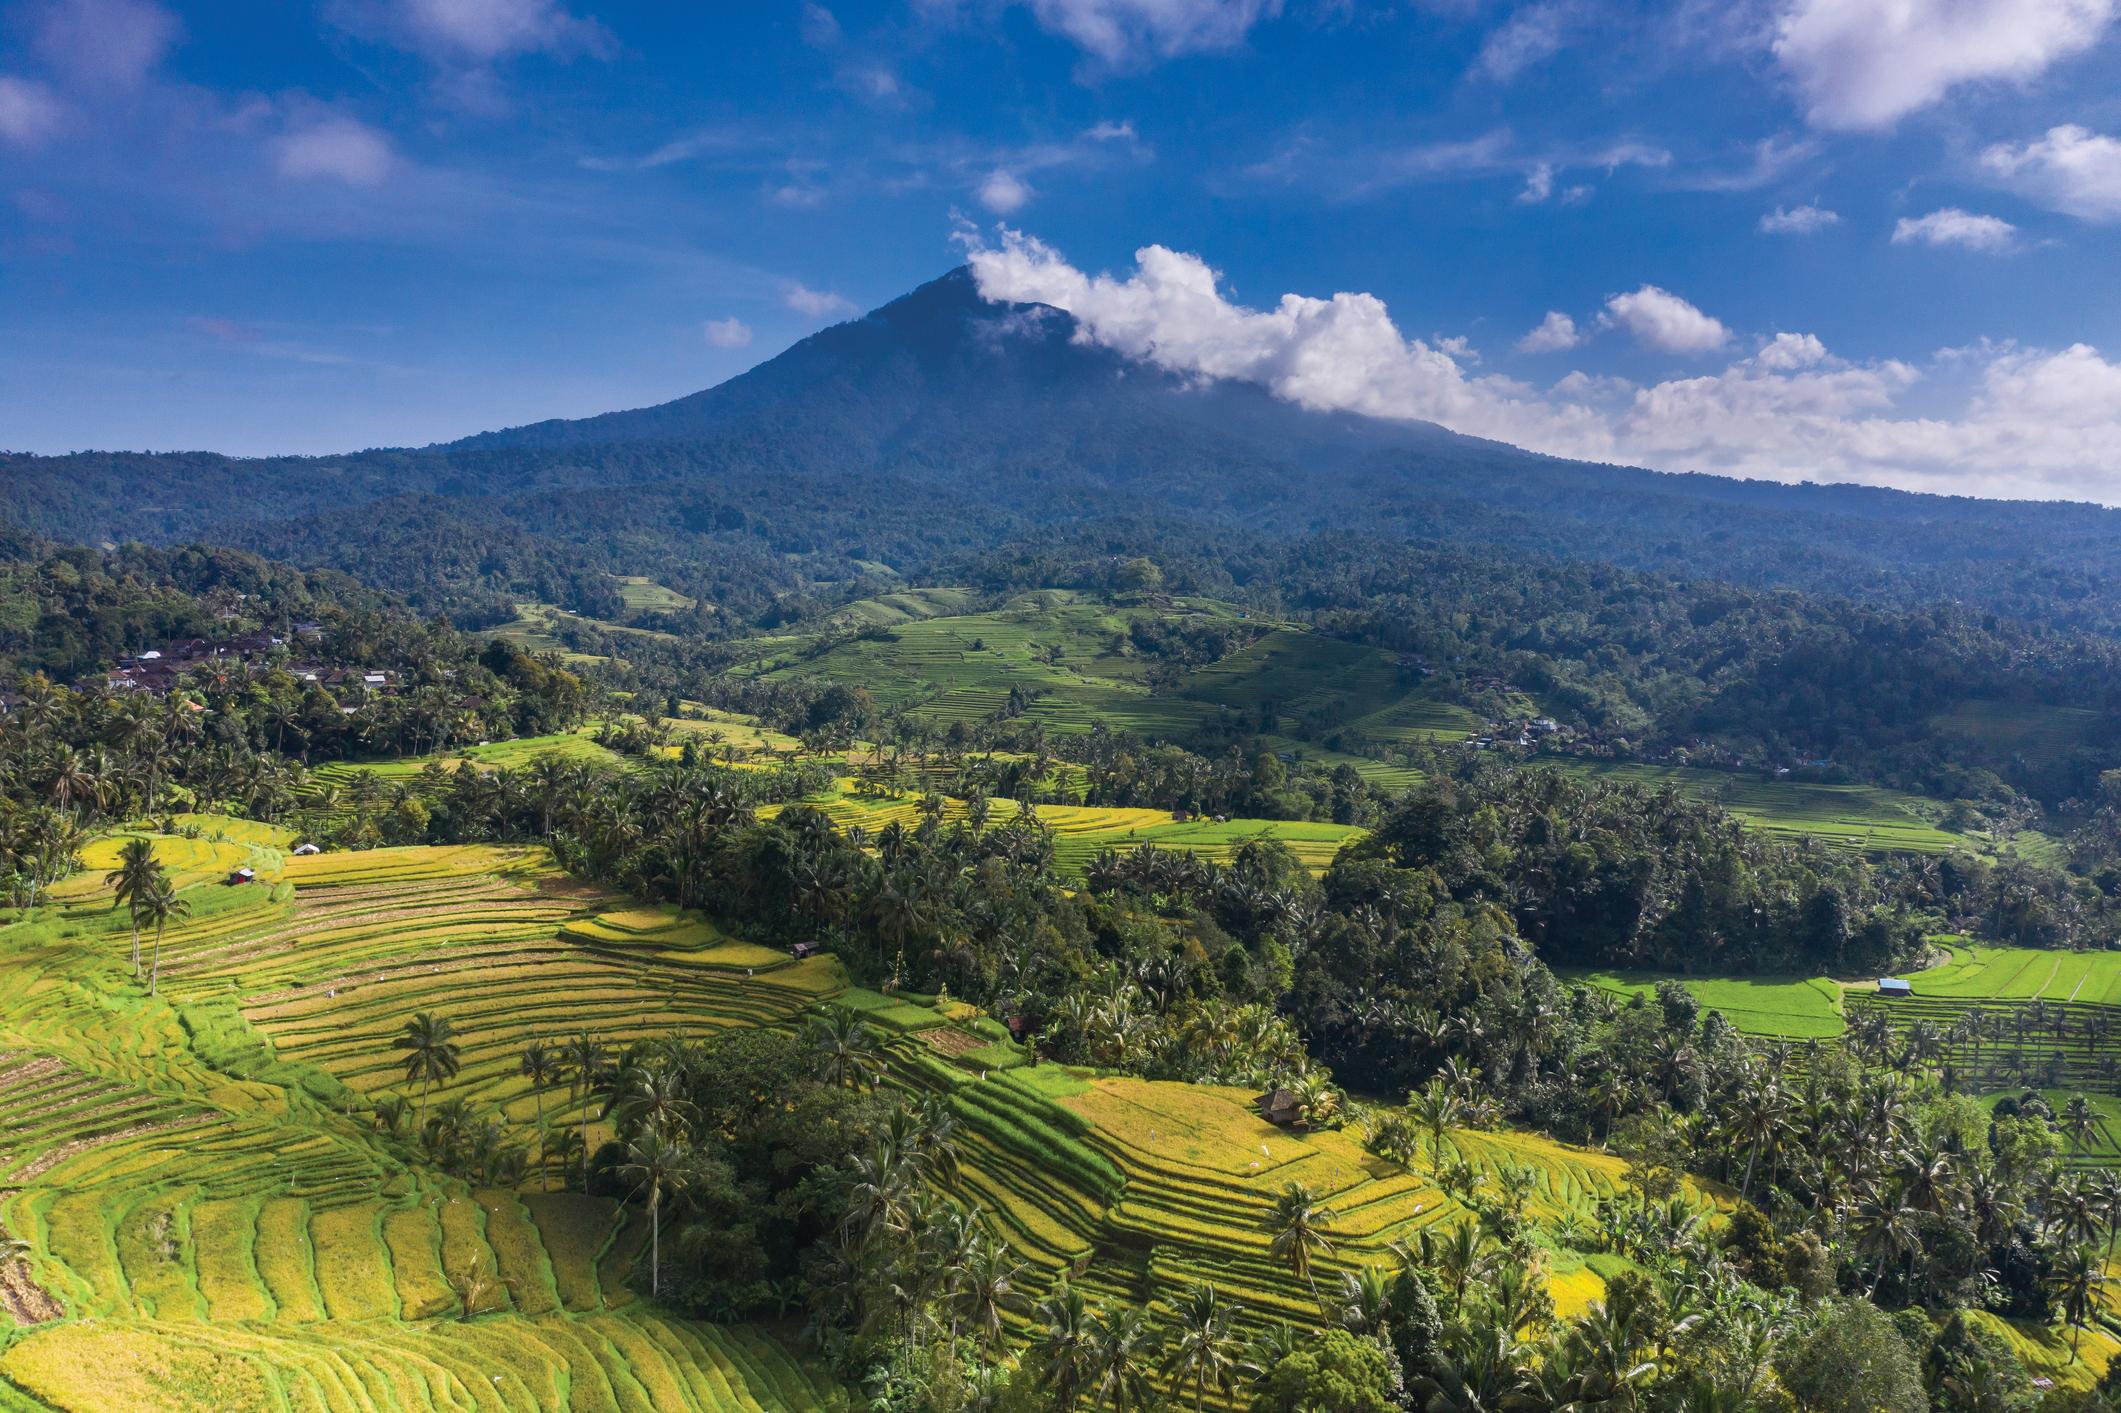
[100,625,401,697]
[1467,716,1563,751]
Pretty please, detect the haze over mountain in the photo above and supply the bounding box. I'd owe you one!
[6,268,2121,634]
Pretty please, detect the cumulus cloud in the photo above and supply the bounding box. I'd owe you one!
[959,228,2121,503]
[275,116,395,186]
[335,0,613,64]
[33,0,180,91]
[1518,311,1581,353]
[979,169,1033,214]
[1773,0,2116,132]
[1981,125,2121,222]
[704,317,753,349]
[1602,286,1730,354]
[1759,203,1840,234]
[0,76,63,147]
[990,0,1282,66]
[1892,207,2019,252]
[785,282,857,319]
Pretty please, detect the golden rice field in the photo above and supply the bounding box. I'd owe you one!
[0,826,846,1411]
[765,780,1367,875]
[25,822,2071,1409]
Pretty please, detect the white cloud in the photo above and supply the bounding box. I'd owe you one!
[1892,207,2019,252]
[704,317,753,349]
[34,0,180,91]
[785,282,857,319]
[0,77,63,147]
[1759,203,1840,234]
[1773,0,2116,131]
[1518,163,1555,203]
[1085,119,1138,142]
[1603,285,1731,354]
[800,2,842,45]
[1754,331,1834,369]
[979,169,1033,214]
[275,117,395,186]
[1981,125,2121,222]
[1518,311,1581,353]
[337,0,612,63]
[1475,0,1578,82]
[999,0,1282,65]
[960,228,2121,504]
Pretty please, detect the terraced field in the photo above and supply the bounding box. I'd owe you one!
[885,1056,1715,1343]
[1571,970,1848,1038]
[610,576,695,613]
[736,592,1482,758]
[3,818,1752,1409]
[0,830,846,1411]
[1910,941,2121,1005]
[764,781,1369,874]
[1552,760,1993,856]
[306,732,630,800]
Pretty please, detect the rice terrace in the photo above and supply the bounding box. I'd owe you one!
[11,9,2121,1406]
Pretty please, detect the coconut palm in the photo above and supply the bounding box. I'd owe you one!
[808,1008,884,1090]
[1032,1280,1096,1412]
[134,869,189,997]
[104,837,158,979]
[1161,1282,1244,1412]
[618,1129,695,1298]
[2061,1093,2097,1157]
[520,1041,556,1189]
[2049,1243,2107,1356]
[609,1064,697,1142]
[395,1011,462,1133]
[951,1235,1030,1359]
[1265,1182,1337,1299]
[1410,1077,1465,1171]
[1090,1303,1161,1413]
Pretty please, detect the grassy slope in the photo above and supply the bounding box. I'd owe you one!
[1568,971,1849,1039]
[761,780,1368,876]
[0,828,1760,1407]
[0,828,844,1413]
[736,590,2053,853]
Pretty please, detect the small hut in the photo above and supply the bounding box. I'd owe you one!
[1258,1088,1301,1127]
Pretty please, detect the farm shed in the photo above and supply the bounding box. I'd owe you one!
[1257,1088,1301,1126]
[1876,977,1913,997]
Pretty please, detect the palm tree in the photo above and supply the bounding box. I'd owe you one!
[1265,1182,1337,1299]
[105,837,159,980]
[560,1030,607,1174]
[395,1012,462,1133]
[520,1040,556,1190]
[1091,1304,1161,1413]
[951,1236,1030,1359]
[808,1009,884,1090]
[2062,1093,2097,1157]
[2049,1243,2107,1357]
[610,1065,698,1141]
[618,1129,695,1298]
[134,870,189,997]
[1161,1282,1244,1412]
[1410,1077,1465,1171]
[1032,1280,1096,1412]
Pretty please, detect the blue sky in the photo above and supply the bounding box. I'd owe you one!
[1,0,2118,501]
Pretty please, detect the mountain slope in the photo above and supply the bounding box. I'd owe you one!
[3,266,2120,632]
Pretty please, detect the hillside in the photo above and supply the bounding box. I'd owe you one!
[6,271,2121,639]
